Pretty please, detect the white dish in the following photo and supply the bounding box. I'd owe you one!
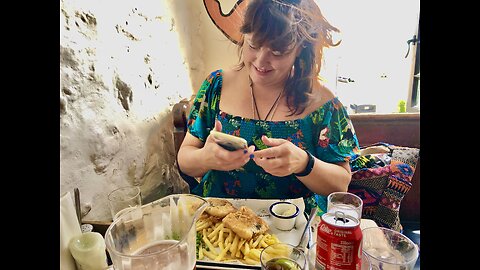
[197,197,307,269]
[269,201,300,231]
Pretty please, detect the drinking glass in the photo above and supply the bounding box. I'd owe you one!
[260,243,306,270]
[107,186,142,220]
[327,192,363,220]
[362,227,419,270]
[361,250,373,270]
[307,242,316,270]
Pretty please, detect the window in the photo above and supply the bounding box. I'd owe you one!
[407,18,420,112]
[316,0,421,114]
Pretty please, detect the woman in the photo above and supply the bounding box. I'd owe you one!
[177,0,359,214]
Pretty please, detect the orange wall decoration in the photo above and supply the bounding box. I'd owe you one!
[203,0,247,44]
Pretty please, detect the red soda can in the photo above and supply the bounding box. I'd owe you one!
[316,211,362,270]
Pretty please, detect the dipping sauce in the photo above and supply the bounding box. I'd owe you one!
[280,207,296,217]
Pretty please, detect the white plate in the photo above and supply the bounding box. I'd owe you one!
[197,197,308,269]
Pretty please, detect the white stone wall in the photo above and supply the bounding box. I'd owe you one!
[60,0,206,221]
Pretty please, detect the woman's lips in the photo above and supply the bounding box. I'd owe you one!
[254,66,271,75]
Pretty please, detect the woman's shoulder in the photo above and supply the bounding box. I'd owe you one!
[318,84,335,101]
[221,68,243,83]
[202,68,243,88]
[218,68,246,95]
[306,83,336,112]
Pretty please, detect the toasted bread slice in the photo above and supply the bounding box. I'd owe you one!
[222,206,269,240]
[205,198,237,218]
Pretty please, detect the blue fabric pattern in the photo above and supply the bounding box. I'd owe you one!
[187,70,360,214]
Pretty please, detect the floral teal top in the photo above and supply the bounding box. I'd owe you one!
[187,70,360,215]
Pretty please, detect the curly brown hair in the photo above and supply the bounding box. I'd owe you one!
[236,0,340,116]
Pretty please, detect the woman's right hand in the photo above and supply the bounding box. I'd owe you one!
[202,120,255,171]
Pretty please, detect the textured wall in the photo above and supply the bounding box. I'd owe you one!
[60,0,206,221]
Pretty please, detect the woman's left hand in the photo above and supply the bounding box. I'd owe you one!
[252,135,308,177]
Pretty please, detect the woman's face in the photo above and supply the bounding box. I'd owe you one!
[243,34,300,88]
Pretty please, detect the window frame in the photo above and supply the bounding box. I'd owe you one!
[406,16,420,113]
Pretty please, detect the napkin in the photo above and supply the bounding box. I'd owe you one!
[60,191,82,270]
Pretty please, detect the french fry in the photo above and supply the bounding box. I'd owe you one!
[230,234,240,254]
[210,233,219,243]
[202,249,218,260]
[208,223,224,239]
[214,227,225,246]
[214,242,232,261]
[251,235,264,248]
[236,238,246,258]
[198,246,204,260]
[224,230,233,246]
[218,241,224,251]
[259,238,268,248]
[241,242,250,256]
[263,245,290,256]
[266,234,281,245]
[195,220,203,230]
[196,220,211,231]
[247,248,261,261]
[241,257,259,265]
[203,236,218,255]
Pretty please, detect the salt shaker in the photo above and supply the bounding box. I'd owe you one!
[68,232,108,270]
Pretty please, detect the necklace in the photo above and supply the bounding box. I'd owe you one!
[249,76,284,121]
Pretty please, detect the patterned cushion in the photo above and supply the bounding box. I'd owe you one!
[348,143,419,231]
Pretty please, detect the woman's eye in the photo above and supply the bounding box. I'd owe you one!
[248,43,257,50]
[271,50,284,56]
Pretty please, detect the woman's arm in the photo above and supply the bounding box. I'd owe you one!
[295,154,351,196]
[252,135,351,196]
[177,122,255,178]
[177,132,210,177]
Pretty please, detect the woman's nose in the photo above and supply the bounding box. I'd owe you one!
[255,47,271,65]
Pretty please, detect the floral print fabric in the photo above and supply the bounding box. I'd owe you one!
[187,70,360,214]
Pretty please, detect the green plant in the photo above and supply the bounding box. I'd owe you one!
[398,100,406,113]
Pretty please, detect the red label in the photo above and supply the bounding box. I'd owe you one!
[316,215,362,270]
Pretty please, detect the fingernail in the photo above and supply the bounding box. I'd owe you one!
[249,154,254,159]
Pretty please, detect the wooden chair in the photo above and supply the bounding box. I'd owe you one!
[172,98,200,190]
